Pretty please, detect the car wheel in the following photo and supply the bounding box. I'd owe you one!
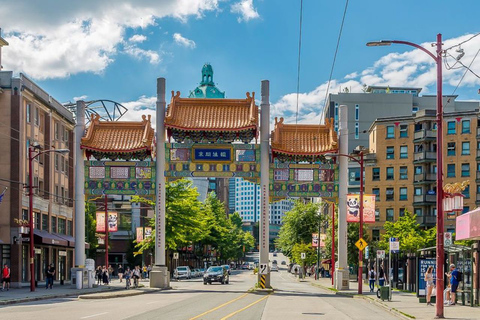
[208,281,211,285]
[203,281,207,285]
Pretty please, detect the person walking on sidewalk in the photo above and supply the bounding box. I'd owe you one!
[118,264,124,283]
[2,264,10,291]
[46,263,55,289]
[369,268,376,292]
[96,266,102,285]
[449,264,460,306]
[102,266,109,285]
[378,266,385,287]
[424,266,435,306]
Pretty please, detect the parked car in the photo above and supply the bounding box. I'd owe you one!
[222,265,231,275]
[241,263,249,270]
[271,264,279,272]
[194,269,203,277]
[204,266,229,285]
[174,266,191,279]
[248,262,255,270]
[281,260,286,265]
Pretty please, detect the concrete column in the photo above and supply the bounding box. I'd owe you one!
[258,80,271,288]
[335,104,349,290]
[74,101,85,268]
[150,77,170,289]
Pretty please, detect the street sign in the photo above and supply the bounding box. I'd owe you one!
[355,238,368,251]
[259,263,268,274]
[173,252,179,260]
[301,252,306,260]
[377,250,385,259]
[444,232,453,247]
[365,246,369,259]
[390,237,399,253]
[96,249,106,253]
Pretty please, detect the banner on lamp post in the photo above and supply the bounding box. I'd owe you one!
[346,194,376,223]
[96,212,118,232]
[320,234,326,247]
[144,227,152,238]
[136,227,144,242]
[312,233,319,247]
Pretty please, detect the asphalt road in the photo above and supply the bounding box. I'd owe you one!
[0,253,398,320]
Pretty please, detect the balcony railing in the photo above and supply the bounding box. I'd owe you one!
[416,216,437,226]
[414,130,436,140]
[413,194,436,203]
[414,172,436,182]
[414,151,436,161]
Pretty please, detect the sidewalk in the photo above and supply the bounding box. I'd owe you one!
[296,274,479,320]
[0,278,157,305]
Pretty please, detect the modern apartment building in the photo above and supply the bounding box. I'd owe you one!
[365,108,479,241]
[0,71,75,286]
[323,86,479,153]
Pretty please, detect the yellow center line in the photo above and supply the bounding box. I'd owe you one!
[189,292,250,320]
[220,292,272,320]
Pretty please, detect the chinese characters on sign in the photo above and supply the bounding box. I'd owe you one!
[346,194,376,223]
[96,212,118,232]
[193,148,232,162]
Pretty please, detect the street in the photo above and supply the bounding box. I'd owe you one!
[0,254,397,320]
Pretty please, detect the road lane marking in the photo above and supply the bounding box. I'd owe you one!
[189,292,250,320]
[220,293,272,320]
[80,312,108,319]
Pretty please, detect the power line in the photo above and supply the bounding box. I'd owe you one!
[444,32,480,52]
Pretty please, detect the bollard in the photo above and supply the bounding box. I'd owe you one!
[76,270,82,289]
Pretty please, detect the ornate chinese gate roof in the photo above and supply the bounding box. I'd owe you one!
[81,114,154,160]
[271,117,337,162]
[165,91,258,143]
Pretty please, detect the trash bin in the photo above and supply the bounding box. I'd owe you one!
[380,286,390,301]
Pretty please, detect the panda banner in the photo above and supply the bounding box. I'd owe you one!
[346,194,376,223]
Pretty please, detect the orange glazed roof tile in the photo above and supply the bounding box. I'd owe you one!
[271,117,338,156]
[81,114,155,153]
[164,91,258,132]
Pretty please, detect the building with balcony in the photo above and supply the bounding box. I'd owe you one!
[365,108,479,241]
[0,71,75,287]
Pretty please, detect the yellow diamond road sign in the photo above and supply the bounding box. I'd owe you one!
[355,238,368,251]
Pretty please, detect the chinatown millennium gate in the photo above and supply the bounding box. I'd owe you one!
[75,65,338,289]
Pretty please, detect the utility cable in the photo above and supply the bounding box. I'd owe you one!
[444,32,480,52]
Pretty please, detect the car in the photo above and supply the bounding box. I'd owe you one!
[241,263,249,270]
[204,266,229,285]
[271,264,279,272]
[281,260,286,265]
[221,265,231,275]
[248,262,255,270]
[195,269,204,277]
[272,260,278,265]
[174,266,191,279]
[273,253,277,257]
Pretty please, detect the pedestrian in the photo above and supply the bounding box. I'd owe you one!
[143,265,147,279]
[369,267,376,292]
[449,264,460,306]
[108,265,114,280]
[46,263,55,289]
[2,264,11,291]
[320,266,325,278]
[378,266,385,287]
[118,264,124,283]
[147,265,151,279]
[102,266,109,285]
[424,266,435,306]
[96,266,102,285]
[444,271,452,305]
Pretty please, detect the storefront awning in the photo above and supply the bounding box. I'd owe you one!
[34,229,68,247]
[54,233,75,248]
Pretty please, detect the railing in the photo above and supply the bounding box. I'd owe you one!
[414,130,436,140]
[414,172,436,182]
[413,194,436,203]
[414,151,436,161]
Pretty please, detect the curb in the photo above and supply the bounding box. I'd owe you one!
[78,288,163,300]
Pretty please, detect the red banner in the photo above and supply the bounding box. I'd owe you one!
[96,212,118,232]
[346,194,376,223]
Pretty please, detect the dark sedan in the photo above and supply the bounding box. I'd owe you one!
[203,266,229,285]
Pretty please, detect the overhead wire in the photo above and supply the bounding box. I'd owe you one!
[443,32,480,52]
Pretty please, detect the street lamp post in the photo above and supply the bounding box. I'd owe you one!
[367,34,445,318]
[28,146,69,292]
[326,151,364,294]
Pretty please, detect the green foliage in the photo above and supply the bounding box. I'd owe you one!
[276,200,323,259]
[346,222,370,266]
[291,243,316,265]
[85,202,99,259]
[378,211,436,253]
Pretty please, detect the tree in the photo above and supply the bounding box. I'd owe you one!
[378,211,436,254]
[291,243,316,266]
[85,202,99,259]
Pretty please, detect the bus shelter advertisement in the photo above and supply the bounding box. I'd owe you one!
[418,258,436,296]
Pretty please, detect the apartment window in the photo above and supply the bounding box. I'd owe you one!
[447,142,456,156]
[414,166,423,174]
[55,154,59,170]
[372,188,380,202]
[372,229,380,241]
[355,104,359,121]
[355,123,359,139]
[399,187,408,200]
[414,187,423,196]
[61,187,65,204]
[462,185,470,198]
[386,188,394,201]
[447,164,455,178]
[55,186,59,202]
[400,146,408,159]
[386,167,394,180]
[34,107,39,126]
[447,121,456,134]
[51,216,57,233]
[386,146,395,159]
[399,166,408,180]
[41,214,48,231]
[33,212,41,229]
[400,124,408,137]
[400,208,406,217]
[412,107,419,114]
[26,103,31,123]
[39,113,45,133]
[462,141,470,155]
[414,208,423,217]
[54,122,59,140]
[386,208,394,221]
[386,126,394,138]
[58,218,66,235]
[63,128,68,142]
[462,120,470,134]
[375,210,380,222]
[461,163,470,177]
[372,167,380,181]
[462,206,470,214]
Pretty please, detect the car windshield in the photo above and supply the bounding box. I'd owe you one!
[177,267,187,271]
[208,267,222,272]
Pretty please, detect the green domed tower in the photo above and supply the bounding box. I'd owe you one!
[189,63,225,98]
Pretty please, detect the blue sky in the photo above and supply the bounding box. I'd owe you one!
[1,0,479,125]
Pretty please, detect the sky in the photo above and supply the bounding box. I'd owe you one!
[1,0,480,127]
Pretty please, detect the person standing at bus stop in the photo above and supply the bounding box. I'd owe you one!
[449,264,459,306]
[424,266,435,306]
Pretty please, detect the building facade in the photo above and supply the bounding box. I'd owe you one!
[365,109,479,241]
[0,72,75,287]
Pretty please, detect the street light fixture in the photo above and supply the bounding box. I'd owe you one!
[28,146,69,292]
[367,34,445,318]
[325,151,364,294]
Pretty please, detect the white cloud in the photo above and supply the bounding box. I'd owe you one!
[123,43,161,64]
[120,95,158,128]
[129,34,147,43]
[271,33,480,125]
[173,33,196,49]
[0,0,220,79]
[73,95,88,101]
[231,0,260,22]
